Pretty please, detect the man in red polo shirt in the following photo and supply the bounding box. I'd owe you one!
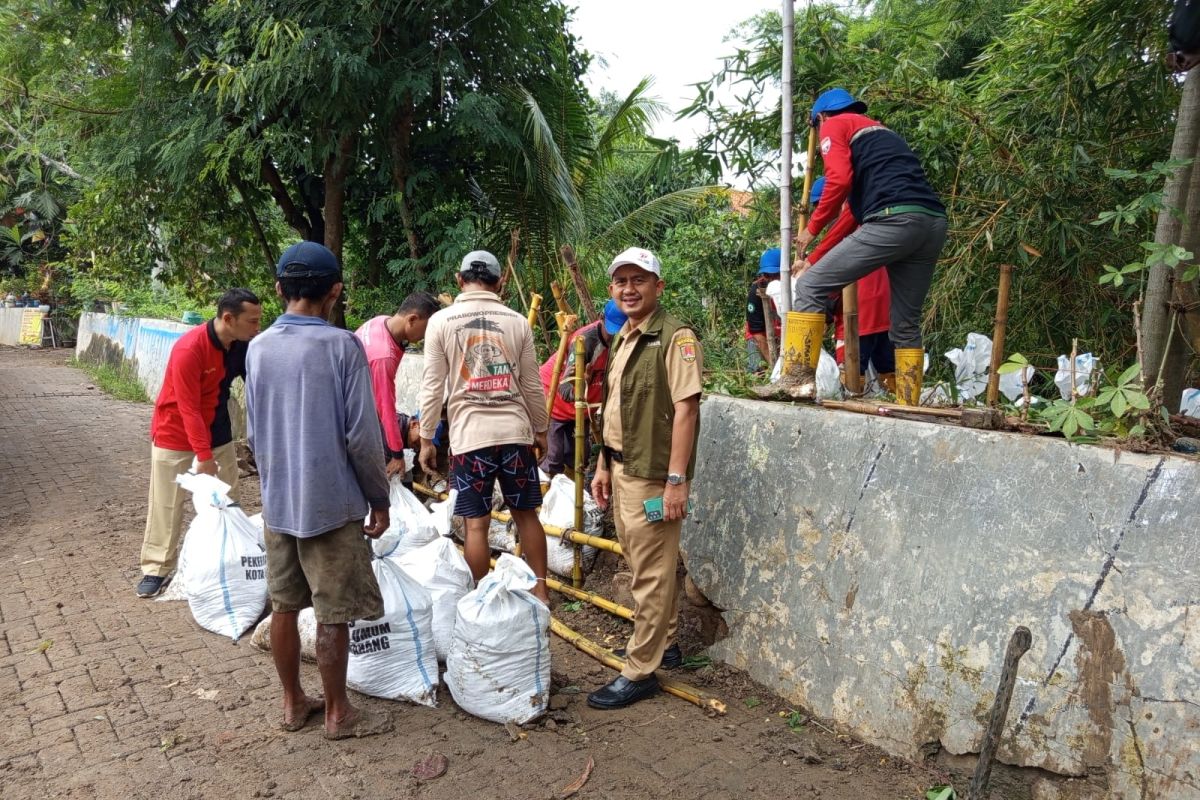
[136,288,262,598]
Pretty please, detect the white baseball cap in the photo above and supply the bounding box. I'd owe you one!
[607,247,662,277]
[460,250,502,278]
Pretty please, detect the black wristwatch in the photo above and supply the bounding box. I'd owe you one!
[666,473,686,486]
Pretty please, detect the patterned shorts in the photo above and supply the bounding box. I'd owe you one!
[451,444,543,518]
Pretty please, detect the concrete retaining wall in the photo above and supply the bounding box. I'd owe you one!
[685,394,1200,798]
[76,312,192,400]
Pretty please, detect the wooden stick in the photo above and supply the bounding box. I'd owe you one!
[502,228,528,314]
[561,245,598,323]
[969,627,1032,800]
[842,282,862,394]
[549,617,727,715]
[758,287,779,364]
[985,264,1015,406]
[572,335,587,589]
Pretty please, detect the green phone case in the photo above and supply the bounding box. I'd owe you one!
[642,496,694,522]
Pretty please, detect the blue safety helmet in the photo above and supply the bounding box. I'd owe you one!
[602,298,628,336]
[411,411,447,447]
[810,176,826,206]
[809,88,867,126]
[758,248,781,275]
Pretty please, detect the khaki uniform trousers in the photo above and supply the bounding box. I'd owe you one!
[140,442,239,577]
[611,461,681,681]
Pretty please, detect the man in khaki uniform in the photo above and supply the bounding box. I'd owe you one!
[589,247,702,710]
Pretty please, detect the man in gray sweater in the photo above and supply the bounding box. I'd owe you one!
[245,241,393,740]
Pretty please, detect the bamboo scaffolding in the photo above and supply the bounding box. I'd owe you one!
[572,335,586,589]
[550,618,727,715]
[548,577,632,620]
[412,482,624,556]
[550,280,575,317]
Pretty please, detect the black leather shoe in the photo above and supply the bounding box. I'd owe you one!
[612,643,684,670]
[587,675,660,710]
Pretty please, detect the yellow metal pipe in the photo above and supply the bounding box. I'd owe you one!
[572,334,586,589]
[412,482,623,556]
[549,617,727,715]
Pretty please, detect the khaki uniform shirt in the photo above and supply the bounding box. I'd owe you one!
[602,317,704,451]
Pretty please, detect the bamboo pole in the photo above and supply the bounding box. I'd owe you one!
[985,264,1015,406]
[412,482,624,556]
[550,280,575,317]
[779,0,795,316]
[503,229,528,315]
[527,292,544,330]
[548,577,632,620]
[561,245,598,323]
[550,618,727,715]
[572,335,586,589]
[843,282,862,394]
[759,287,779,364]
[546,312,578,419]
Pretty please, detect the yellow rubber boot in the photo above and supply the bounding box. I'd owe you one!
[893,349,923,406]
[781,311,825,399]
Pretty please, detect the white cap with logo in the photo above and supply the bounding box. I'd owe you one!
[607,247,662,277]
[460,250,502,278]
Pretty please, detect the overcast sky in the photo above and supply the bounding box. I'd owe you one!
[568,0,779,150]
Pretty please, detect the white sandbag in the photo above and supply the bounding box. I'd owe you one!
[538,475,600,577]
[944,332,992,402]
[372,477,439,559]
[488,518,516,552]
[250,609,319,661]
[395,536,474,662]
[1055,353,1098,400]
[176,473,269,641]
[428,490,458,538]
[999,364,1036,403]
[346,558,439,706]
[445,554,550,724]
[1180,388,1200,418]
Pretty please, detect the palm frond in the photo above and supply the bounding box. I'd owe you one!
[587,186,715,259]
[515,86,585,241]
[592,77,665,174]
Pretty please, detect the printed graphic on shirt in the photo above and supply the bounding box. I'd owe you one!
[821,136,832,155]
[455,316,516,399]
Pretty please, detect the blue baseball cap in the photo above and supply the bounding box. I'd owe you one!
[602,299,628,335]
[810,88,867,126]
[810,176,826,205]
[276,241,341,279]
[758,248,781,275]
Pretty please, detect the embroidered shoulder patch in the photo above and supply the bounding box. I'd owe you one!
[675,336,698,364]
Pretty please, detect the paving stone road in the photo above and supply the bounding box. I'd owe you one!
[0,346,934,800]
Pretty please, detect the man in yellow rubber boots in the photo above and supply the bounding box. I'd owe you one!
[790,88,946,405]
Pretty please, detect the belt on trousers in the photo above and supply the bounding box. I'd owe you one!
[866,204,947,221]
[604,446,624,464]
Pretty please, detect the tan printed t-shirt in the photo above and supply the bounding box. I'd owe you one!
[603,319,703,451]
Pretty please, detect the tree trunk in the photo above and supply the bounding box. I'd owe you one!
[324,132,355,329]
[388,94,422,261]
[365,215,384,288]
[1143,70,1200,410]
[260,155,312,239]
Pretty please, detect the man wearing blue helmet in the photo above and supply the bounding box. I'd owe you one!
[791,88,946,405]
[539,298,628,476]
[745,248,782,372]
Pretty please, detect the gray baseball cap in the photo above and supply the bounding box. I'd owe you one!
[460,250,502,278]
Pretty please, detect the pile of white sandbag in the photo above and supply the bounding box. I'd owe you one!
[372,477,440,558]
[445,554,550,724]
[174,473,269,641]
[394,536,474,662]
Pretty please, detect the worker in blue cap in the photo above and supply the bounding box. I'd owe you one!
[745,248,782,372]
[539,298,629,476]
[786,88,946,405]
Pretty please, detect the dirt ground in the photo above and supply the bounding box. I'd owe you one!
[0,346,952,800]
